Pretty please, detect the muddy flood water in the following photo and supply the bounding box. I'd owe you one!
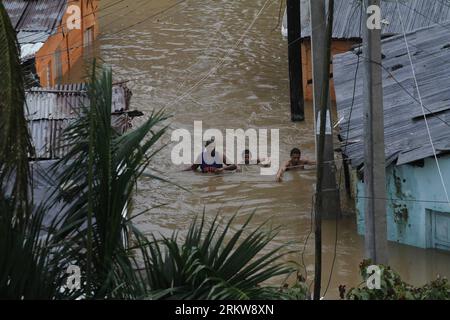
[90,0,450,298]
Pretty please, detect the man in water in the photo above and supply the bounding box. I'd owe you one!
[242,149,271,166]
[276,148,315,182]
[186,139,237,173]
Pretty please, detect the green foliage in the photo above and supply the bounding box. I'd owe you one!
[347,260,450,300]
[135,212,297,300]
[279,278,310,300]
[0,200,70,299]
[0,2,32,218]
[50,63,171,299]
[0,51,295,299]
[0,3,58,300]
[0,2,296,298]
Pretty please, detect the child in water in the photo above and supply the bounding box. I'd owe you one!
[276,148,316,182]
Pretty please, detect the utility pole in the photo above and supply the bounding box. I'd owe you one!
[287,0,304,121]
[310,1,341,221]
[310,0,335,300]
[362,0,388,265]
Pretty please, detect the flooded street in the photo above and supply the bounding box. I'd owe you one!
[97,0,450,298]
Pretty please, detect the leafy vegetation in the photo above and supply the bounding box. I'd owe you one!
[0,1,300,299]
[347,260,450,300]
[0,0,32,221]
[135,212,299,300]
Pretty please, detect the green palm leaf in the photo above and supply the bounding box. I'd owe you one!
[136,212,296,300]
[51,63,171,298]
[0,1,32,218]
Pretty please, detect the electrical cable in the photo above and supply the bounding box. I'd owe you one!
[322,0,364,300]
[395,0,450,208]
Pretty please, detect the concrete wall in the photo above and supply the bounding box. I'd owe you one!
[355,155,450,249]
[35,0,100,87]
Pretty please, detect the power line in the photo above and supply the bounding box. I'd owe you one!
[111,0,190,35]
[395,0,450,208]
[98,0,166,34]
[20,0,190,66]
[299,195,314,288]
[166,0,273,108]
[17,0,130,42]
[342,50,450,130]
[24,0,273,118]
[287,0,362,48]
[398,0,450,35]
[322,0,364,300]
[271,0,284,32]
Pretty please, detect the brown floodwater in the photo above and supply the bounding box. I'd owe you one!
[91,0,450,299]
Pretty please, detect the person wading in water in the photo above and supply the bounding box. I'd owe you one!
[276,148,315,182]
[186,139,237,174]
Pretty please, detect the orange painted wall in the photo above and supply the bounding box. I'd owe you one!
[34,0,100,87]
[300,39,356,101]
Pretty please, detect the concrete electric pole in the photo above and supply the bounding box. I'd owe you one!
[362,0,388,265]
[310,1,341,220]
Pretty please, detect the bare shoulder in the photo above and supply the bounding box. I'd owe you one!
[284,160,294,169]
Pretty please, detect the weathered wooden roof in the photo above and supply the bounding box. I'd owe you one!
[334,23,450,168]
[298,0,450,39]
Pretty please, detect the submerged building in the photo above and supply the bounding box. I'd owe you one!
[334,23,450,251]
[4,0,99,87]
[26,83,134,223]
[282,0,450,101]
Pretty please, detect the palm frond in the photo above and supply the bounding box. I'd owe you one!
[0,2,32,218]
[136,212,296,300]
[49,63,170,298]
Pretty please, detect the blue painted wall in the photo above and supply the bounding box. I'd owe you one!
[355,155,450,249]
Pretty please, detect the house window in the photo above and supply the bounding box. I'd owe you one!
[46,61,52,87]
[83,26,94,48]
[54,47,63,84]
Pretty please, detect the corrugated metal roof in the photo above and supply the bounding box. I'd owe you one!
[333,23,450,168]
[17,30,50,44]
[29,119,70,159]
[4,0,67,33]
[4,0,67,58]
[26,83,132,160]
[26,83,87,120]
[3,0,28,28]
[289,0,450,39]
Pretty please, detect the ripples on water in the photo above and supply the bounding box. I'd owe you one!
[95,0,450,298]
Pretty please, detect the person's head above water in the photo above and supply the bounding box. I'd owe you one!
[205,137,215,147]
[290,148,301,165]
[243,149,251,164]
[204,138,216,157]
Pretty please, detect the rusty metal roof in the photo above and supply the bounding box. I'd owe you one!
[4,0,67,39]
[334,23,450,168]
[26,83,132,160]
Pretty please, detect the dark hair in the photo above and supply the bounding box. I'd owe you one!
[205,137,215,147]
[244,149,250,155]
[205,138,216,157]
[290,148,301,156]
